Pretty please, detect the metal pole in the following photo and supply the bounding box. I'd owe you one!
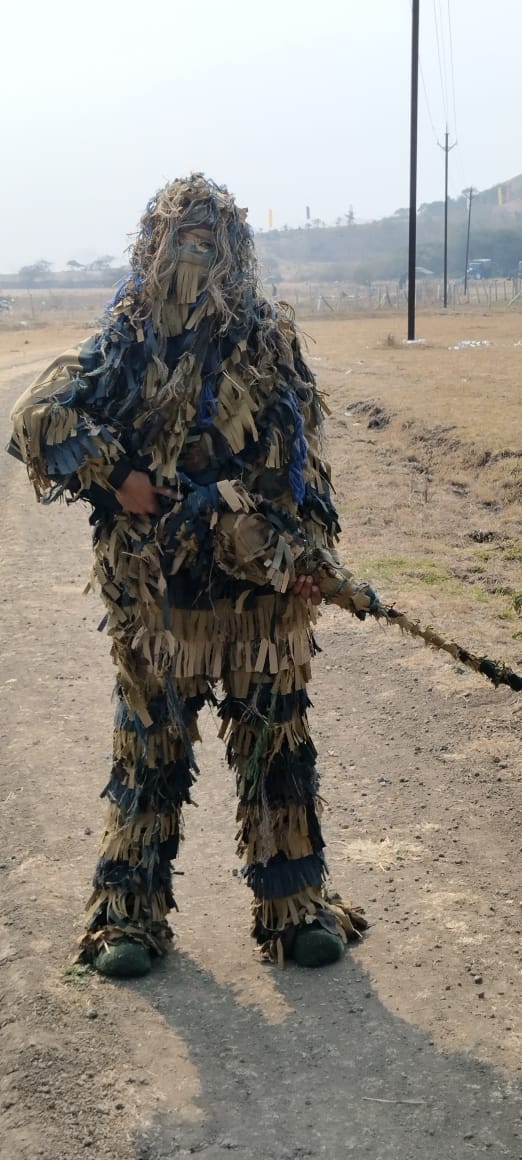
[443,129,449,307]
[464,187,474,295]
[438,129,457,308]
[407,0,420,340]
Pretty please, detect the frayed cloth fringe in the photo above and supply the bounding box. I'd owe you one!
[236,800,324,864]
[98,590,316,711]
[97,804,184,864]
[84,883,175,931]
[77,919,172,963]
[245,851,326,900]
[220,711,312,764]
[253,887,368,964]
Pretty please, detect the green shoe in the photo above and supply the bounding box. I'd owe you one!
[94,939,152,978]
[291,926,345,968]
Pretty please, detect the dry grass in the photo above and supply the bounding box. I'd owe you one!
[304,311,522,663]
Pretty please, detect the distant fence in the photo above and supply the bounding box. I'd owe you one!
[274,278,522,315]
[2,279,522,329]
[0,287,109,326]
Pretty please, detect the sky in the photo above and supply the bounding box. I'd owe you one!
[1,0,520,270]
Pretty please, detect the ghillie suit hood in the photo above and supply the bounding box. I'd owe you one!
[124,173,257,337]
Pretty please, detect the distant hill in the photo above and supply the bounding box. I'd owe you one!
[474,173,522,210]
[255,176,522,284]
[2,178,521,289]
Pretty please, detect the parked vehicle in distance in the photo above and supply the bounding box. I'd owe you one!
[467,258,494,279]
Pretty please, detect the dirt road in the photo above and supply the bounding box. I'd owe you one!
[1,319,521,1159]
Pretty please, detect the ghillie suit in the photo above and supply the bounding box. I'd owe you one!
[9,175,366,974]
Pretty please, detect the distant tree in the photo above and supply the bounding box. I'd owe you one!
[425,201,445,216]
[66,259,85,269]
[88,255,115,271]
[416,243,443,275]
[18,259,53,285]
[345,205,355,226]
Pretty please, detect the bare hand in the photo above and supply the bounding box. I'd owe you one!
[115,470,175,515]
[292,573,322,606]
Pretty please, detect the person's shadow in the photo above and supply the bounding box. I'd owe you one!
[130,946,521,1160]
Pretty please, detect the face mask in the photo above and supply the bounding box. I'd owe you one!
[175,244,215,304]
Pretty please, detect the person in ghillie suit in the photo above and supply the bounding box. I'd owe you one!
[8,175,367,977]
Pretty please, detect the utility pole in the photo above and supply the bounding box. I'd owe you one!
[463,187,477,295]
[407,0,420,340]
[438,127,457,307]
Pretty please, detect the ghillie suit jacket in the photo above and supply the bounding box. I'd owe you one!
[8,293,340,731]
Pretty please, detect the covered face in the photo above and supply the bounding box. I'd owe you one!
[175,228,216,305]
[127,175,255,335]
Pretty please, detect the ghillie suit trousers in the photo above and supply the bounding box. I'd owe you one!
[79,507,363,965]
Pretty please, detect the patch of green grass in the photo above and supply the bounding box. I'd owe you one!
[354,554,413,585]
[354,554,457,593]
[413,565,452,585]
[470,587,494,605]
[501,541,522,561]
[63,963,92,988]
[473,546,496,562]
[355,555,522,622]
[64,963,84,977]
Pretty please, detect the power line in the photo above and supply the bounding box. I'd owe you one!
[414,0,459,144]
[409,2,438,142]
[419,58,439,142]
[432,0,449,126]
[437,0,452,128]
[446,0,458,141]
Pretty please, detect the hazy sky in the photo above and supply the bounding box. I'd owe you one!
[1,0,520,270]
